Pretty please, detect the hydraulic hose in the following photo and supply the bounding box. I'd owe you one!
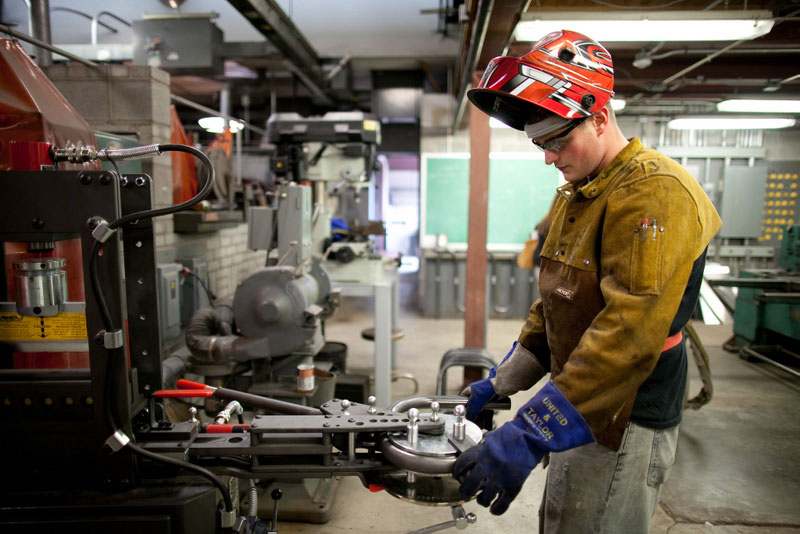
[84,143,235,516]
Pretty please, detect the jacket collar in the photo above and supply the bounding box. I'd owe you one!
[556,138,643,201]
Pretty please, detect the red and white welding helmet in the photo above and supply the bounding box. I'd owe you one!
[468,30,615,131]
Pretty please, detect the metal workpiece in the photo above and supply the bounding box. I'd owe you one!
[379,471,465,507]
[380,412,482,475]
[367,395,378,414]
[388,395,510,414]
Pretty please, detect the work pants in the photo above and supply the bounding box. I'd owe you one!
[539,422,679,534]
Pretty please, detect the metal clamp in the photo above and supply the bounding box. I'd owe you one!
[104,429,131,452]
[219,509,237,529]
[88,216,116,243]
[102,329,124,349]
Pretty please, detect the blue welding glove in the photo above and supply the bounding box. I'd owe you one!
[462,341,546,422]
[461,342,518,422]
[453,381,594,516]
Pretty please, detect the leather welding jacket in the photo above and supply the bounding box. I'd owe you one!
[518,138,722,451]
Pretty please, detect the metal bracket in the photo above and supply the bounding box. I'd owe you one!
[103,429,131,453]
[101,329,124,349]
[88,216,117,243]
[219,510,237,529]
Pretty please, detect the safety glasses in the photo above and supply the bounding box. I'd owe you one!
[531,117,587,152]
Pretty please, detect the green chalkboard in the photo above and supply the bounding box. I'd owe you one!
[422,154,560,246]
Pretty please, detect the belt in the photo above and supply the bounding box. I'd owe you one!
[662,331,683,352]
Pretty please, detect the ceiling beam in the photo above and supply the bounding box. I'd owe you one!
[227,0,334,107]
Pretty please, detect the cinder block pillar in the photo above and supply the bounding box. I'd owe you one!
[44,64,173,210]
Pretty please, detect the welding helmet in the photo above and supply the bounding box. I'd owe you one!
[467,30,615,133]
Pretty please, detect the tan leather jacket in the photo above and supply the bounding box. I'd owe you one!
[518,138,722,450]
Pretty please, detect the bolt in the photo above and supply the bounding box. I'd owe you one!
[341,399,351,415]
[99,172,112,185]
[86,219,98,231]
[453,404,466,441]
[31,218,44,230]
[135,176,147,187]
[430,401,441,423]
[120,176,129,187]
[94,333,104,346]
[407,407,419,446]
[79,172,92,185]
[367,395,377,414]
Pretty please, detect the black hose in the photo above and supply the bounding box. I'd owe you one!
[88,143,234,515]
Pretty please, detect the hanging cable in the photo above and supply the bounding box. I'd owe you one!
[83,143,234,517]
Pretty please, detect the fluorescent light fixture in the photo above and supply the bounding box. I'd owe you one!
[667,117,796,130]
[717,99,800,113]
[198,117,245,134]
[515,10,774,42]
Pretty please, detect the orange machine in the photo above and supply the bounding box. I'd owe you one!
[0,38,99,369]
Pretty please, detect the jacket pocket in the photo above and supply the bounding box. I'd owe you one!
[629,227,664,294]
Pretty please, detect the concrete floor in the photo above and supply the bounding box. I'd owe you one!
[274,294,800,534]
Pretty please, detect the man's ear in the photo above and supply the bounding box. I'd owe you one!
[593,107,611,135]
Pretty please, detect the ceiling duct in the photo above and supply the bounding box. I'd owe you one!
[227,0,334,107]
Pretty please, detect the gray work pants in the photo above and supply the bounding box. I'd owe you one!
[540,422,679,534]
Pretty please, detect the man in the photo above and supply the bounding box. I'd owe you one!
[453,30,722,532]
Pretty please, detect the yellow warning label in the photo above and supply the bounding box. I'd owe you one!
[0,312,88,341]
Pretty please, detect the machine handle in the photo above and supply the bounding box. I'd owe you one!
[154,389,214,398]
[175,378,322,415]
[177,379,210,390]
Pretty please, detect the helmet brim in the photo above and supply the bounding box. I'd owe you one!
[467,89,554,131]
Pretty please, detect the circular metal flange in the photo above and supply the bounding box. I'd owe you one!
[379,413,482,474]
[379,471,464,507]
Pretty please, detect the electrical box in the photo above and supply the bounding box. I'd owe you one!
[248,206,275,251]
[157,263,182,341]
[132,17,223,74]
[177,257,210,326]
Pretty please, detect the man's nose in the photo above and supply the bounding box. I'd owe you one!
[544,149,558,165]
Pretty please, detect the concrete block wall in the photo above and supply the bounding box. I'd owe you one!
[155,220,267,301]
[45,64,267,309]
[45,64,173,209]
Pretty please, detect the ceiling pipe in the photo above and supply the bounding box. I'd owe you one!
[91,11,131,45]
[452,0,494,133]
[29,0,52,66]
[660,7,800,89]
[0,22,99,68]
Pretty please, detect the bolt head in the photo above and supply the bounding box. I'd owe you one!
[454,404,465,417]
